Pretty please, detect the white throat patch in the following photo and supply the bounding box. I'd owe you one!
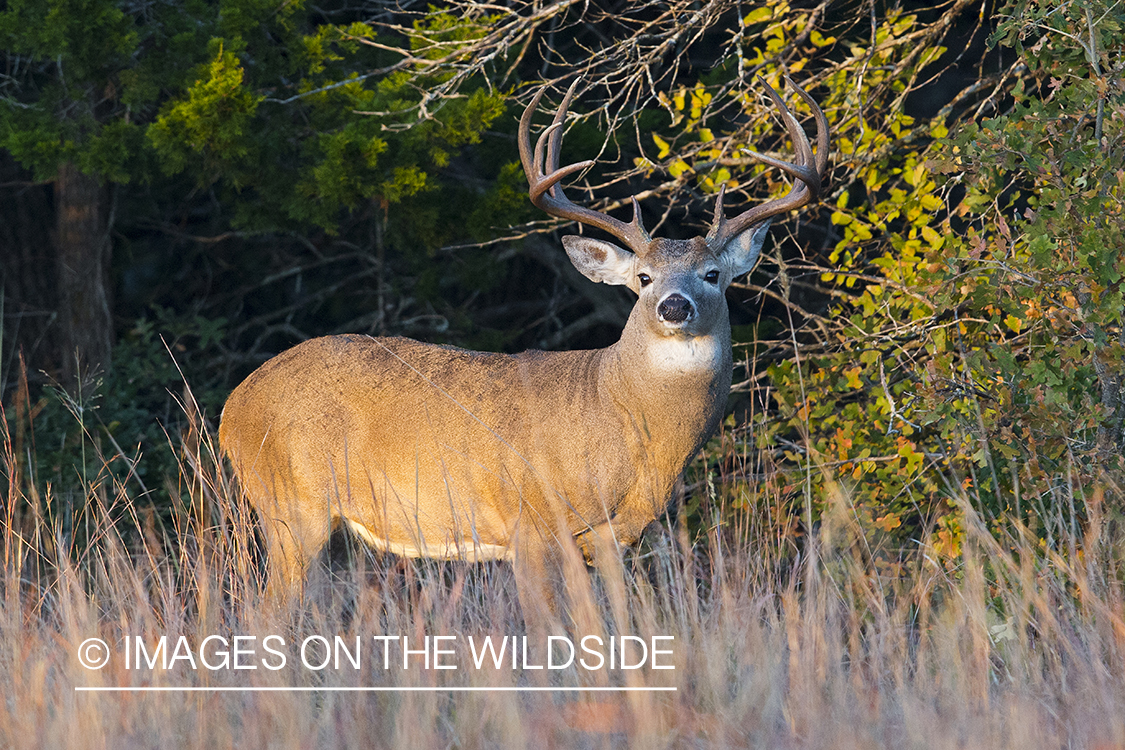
[646,334,725,373]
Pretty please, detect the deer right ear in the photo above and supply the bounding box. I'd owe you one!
[722,219,773,277]
[562,236,636,286]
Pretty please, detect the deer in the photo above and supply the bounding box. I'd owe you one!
[218,76,828,623]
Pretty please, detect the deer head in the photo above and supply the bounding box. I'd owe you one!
[519,76,828,353]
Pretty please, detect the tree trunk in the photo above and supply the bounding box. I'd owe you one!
[0,153,56,396]
[54,162,113,391]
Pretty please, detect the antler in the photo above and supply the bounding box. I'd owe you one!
[519,79,653,255]
[706,76,829,252]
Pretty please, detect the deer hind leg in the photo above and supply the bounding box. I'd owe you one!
[258,508,332,607]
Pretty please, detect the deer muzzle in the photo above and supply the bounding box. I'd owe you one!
[658,293,694,324]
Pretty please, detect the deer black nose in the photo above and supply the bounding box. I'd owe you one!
[658,293,694,323]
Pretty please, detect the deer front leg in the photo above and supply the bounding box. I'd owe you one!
[574,511,654,566]
[573,515,658,629]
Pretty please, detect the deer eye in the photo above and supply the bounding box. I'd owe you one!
[638,273,652,287]
[704,269,721,284]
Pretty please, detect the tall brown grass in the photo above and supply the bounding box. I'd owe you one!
[2,390,1124,749]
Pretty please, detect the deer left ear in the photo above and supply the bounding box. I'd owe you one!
[562,236,636,286]
[723,219,773,277]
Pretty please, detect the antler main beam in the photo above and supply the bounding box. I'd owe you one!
[518,78,653,255]
[519,76,828,258]
[706,76,829,252]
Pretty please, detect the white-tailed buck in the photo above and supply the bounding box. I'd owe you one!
[219,77,828,619]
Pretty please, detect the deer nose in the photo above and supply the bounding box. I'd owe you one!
[658,293,694,323]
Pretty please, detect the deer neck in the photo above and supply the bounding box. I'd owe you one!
[598,310,733,488]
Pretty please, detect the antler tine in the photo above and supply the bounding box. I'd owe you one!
[518,85,550,181]
[518,78,652,254]
[707,76,829,251]
[543,80,576,202]
[786,75,831,178]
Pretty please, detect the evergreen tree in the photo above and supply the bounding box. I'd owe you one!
[0,0,505,389]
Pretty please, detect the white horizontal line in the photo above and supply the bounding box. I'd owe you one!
[76,686,676,693]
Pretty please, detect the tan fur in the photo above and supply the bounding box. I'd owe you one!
[219,266,731,612]
[219,80,826,620]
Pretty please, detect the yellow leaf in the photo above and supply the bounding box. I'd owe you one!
[743,7,773,24]
[920,194,943,211]
[921,224,944,249]
[1004,314,1022,333]
[933,516,963,558]
[875,513,902,532]
[690,85,711,120]
[652,133,671,159]
[809,29,836,46]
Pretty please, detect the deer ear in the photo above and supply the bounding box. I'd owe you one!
[562,236,635,286]
[722,219,773,277]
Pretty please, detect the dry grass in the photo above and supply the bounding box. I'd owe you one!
[2,400,1125,749]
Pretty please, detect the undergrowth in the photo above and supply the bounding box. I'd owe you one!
[2,377,1124,749]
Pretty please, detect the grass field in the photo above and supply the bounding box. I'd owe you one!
[2,397,1124,749]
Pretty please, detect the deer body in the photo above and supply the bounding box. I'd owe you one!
[220,308,729,570]
[219,78,827,615]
